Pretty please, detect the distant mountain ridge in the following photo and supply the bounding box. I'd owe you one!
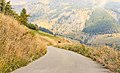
[13,0,92,33]
[12,0,120,47]
[12,0,120,34]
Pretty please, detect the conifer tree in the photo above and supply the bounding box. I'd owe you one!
[0,0,6,13]
[20,8,29,26]
[5,1,12,15]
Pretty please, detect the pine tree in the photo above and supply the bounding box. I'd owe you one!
[20,8,29,26]
[5,1,12,15]
[0,0,6,13]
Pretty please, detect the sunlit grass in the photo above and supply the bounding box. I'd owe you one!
[0,14,47,73]
[0,14,71,73]
[56,44,120,73]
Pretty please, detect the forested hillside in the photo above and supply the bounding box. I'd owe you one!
[83,9,120,35]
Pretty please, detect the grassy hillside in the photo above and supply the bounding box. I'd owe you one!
[0,14,47,73]
[83,8,120,35]
[87,34,120,48]
[0,14,71,73]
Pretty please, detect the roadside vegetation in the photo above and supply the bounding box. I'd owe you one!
[0,0,47,73]
[56,44,120,73]
[0,0,70,73]
[0,13,70,73]
[1,0,120,73]
[0,14,47,73]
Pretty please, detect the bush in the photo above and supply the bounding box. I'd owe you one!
[27,23,39,31]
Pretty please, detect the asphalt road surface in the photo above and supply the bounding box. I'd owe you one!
[12,46,110,73]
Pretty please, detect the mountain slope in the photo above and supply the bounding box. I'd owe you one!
[0,14,71,73]
[12,0,120,35]
[51,9,91,34]
[83,9,120,35]
[12,0,92,34]
[12,0,120,47]
[0,14,47,73]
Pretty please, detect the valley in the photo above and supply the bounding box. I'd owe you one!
[12,0,120,48]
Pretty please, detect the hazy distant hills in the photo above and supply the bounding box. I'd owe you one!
[12,0,120,47]
[83,8,120,35]
[12,0,120,33]
[106,2,120,10]
[12,0,93,34]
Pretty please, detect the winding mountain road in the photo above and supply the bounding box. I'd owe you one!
[12,46,110,73]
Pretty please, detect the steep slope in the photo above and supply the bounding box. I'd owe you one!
[51,9,91,34]
[12,0,120,35]
[0,14,47,73]
[12,0,92,34]
[12,0,120,47]
[0,14,71,73]
[106,9,120,23]
[83,8,120,35]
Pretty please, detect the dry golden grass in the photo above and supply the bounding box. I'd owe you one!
[0,14,47,73]
[56,44,120,73]
[34,30,72,46]
[0,14,71,73]
[92,46,120,73]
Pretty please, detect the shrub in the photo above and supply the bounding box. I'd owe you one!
[27,23,39,31]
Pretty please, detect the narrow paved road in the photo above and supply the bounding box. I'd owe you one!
[12,46,110,73]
